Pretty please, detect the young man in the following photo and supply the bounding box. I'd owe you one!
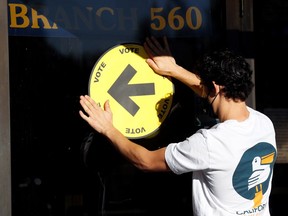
[79,37,277,215]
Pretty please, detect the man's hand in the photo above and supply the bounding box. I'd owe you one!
[79,95,113,135]
[144,36,178,77]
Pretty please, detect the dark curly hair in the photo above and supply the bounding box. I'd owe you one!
[194,49,254,101]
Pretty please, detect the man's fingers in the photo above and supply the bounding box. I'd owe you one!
[85,95,101,110]
[79,97,92,117]
[103,100,111,112]
[79,110,89,121]
[146,58,159,72]
[80,95,100,118]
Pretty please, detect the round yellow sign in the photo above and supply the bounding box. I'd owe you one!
[89,43,174,139]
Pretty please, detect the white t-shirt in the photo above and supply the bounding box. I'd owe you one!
[165,107,277,216]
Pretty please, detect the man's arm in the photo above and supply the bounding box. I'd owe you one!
[79,95,170,172]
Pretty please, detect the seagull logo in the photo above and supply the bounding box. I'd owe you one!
[248,152,275,208]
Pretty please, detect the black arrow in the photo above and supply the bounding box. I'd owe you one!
[108,64,155,116]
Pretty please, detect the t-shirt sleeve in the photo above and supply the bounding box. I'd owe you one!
[165,129,210,175]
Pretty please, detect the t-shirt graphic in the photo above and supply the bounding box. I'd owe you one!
[232,142,277,213]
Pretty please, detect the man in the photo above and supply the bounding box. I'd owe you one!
[79,37,277,215]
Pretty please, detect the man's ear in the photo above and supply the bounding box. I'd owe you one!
[211,81,223,96]
[210,81,220,96]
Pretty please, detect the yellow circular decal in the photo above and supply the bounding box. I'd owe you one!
[88,43,174,139]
